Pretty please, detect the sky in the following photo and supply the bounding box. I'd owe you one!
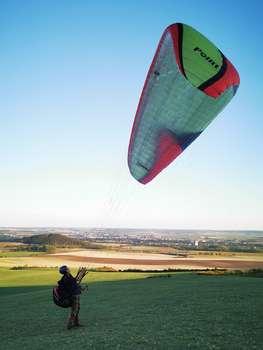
[0,0,262,229]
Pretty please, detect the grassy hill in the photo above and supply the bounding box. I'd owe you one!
[0,268,263,350]
[21,233,89,248]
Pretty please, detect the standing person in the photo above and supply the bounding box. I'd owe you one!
[58,265,86,329]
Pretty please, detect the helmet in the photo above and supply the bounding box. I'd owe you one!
[59,265,68,274]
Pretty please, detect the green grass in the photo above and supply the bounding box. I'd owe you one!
[0,268,262,350]
[0,268,154,288]
[0,251,46,258]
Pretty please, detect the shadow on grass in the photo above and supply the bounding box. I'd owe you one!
[1,274,263,350]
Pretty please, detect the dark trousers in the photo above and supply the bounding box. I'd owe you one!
[68,295,80,327]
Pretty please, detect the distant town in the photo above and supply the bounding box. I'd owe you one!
[1,227,263,253]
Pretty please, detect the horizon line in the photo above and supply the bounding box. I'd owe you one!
[1,226,263,232]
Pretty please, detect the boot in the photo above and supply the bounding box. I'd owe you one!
[74,315,84,327]
[67,316,75,330]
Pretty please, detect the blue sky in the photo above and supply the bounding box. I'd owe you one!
[0,0,262,229]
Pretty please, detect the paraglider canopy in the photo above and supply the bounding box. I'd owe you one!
[128,23,240,184]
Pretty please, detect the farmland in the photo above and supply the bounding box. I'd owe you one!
[1,247,263,271]
[1,230,263,271]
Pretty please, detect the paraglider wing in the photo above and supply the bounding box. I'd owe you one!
[128,23,240,184]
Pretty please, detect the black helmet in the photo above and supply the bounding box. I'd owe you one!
[59,265,68,274]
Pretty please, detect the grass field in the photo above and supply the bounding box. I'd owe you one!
[0,251,46,258]
[0,268,263,350]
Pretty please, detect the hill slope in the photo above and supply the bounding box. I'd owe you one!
[0,270,262,350]
[22,233,87,247]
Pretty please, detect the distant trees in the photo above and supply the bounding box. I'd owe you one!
[21,233,84,247]
[0,234,18,242]
[20,233,99,249]
[176,242,263,253]
[14,244,54,253]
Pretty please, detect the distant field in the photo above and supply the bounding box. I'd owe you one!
[1,248,263,270]
[49,252,263,270]
[0,242,25,247]
[0,268,262,349]
[187,251,263,260]
[0,251,46,258]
